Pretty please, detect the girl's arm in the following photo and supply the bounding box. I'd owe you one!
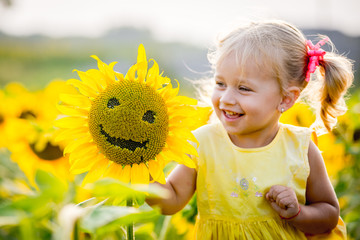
[146,164,197,215]
[266,140,340,234]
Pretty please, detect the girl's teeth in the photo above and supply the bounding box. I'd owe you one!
[225,111,236,115]
[224,110,240,117]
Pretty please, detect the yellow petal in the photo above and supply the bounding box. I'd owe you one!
[54,117,87,129]
[75,70,101,92]
[161,149,196,169]
[67,79,98,98]
[125,64,137,81]
[136,62,148,83]
[103,162,123,179]
[167,135,198,157]
[86,69,109,89]
[70,154,96,174]
[166,96,197,106]
[90,55,117,85]
[168,127,199,147]
[131,163,149,184]
[63,135,92,156]
[119,165,131,183]
[69,142,98,164]
[54,127,89,143]
[136,45,148,80]
[115,72,124,81]
[146,60,160,88]
[57,104,89,117]
[59,93,92,108]
[148,160,165,184]
[81,155,109,186]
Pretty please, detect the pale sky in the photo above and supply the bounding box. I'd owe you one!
[0,0,359,45]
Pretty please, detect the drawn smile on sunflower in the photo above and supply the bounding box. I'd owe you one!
[55,44,211,185]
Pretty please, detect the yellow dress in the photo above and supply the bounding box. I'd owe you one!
[192,122,346,240]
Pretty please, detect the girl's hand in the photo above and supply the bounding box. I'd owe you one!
[265,185,300,220]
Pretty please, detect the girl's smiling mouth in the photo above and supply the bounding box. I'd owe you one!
[223,110,244,119]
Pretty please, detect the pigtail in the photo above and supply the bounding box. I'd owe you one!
[313,47,354,133]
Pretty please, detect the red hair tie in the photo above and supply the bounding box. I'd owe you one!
[305,38,329,82]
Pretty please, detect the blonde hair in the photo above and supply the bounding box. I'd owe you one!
[207,19,354,134]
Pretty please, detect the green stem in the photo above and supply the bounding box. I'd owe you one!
[73,220,79,240]
[158,215,171,240]
[126,198,134,240]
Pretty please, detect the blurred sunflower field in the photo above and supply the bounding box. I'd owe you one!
[1,45,360,240]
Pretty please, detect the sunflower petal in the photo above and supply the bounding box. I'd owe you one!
[69,142,98,164]
[119,165,131,183]
[103,162,123,179]
[135,45,148,82]
[136,62,148,83]
[67,79,98,98]
[148,160,165,184]
[168,127,199,146]
[91,55,117,84]
[57,104,89,117]
[131,163,149,184]
[55,127,90,143]
[86,69,109,90]
[125,64,137,81]
[59,93,92,108]
[161,149,196,169]
[115,72,124,81]
[54,117,87,129]
[166,96,198,106]
[64,135,93,156]
[70,154,96,174]
[81,155,109,186]
[75,70,101,92]
[146,60,160,87]
[166,135,198,157]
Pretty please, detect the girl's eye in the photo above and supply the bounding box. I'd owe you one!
[239,86,251,92]
[216,81,225,87]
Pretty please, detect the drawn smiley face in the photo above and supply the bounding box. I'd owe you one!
[88,80,169,165]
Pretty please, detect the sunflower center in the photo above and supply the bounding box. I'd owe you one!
[29,142,63,161]
[19,110,37,120]
[89,80,169,165]
[0,114,4,125]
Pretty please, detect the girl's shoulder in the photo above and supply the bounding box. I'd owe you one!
[192,122,224,138]
[280,123,313,138]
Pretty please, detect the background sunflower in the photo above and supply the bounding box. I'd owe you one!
[56,44,211,185]
[6,81,75,186]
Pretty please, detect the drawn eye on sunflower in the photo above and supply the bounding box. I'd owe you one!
[55,44,211,185]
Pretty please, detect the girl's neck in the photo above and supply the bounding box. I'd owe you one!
[228,123,281,149]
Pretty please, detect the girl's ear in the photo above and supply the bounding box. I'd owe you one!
[278,86,300,113]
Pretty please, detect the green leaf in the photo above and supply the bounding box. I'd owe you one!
[80,205,160,234]
[35,170,68,202]
[89,178,169,205]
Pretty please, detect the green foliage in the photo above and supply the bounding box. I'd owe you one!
[0,154,165,240]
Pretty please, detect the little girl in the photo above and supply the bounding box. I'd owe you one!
[147,20,353,239]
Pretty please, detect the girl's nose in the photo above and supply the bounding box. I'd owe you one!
[220,89,236,105]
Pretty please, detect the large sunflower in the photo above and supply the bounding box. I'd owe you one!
[55,44,210,185]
